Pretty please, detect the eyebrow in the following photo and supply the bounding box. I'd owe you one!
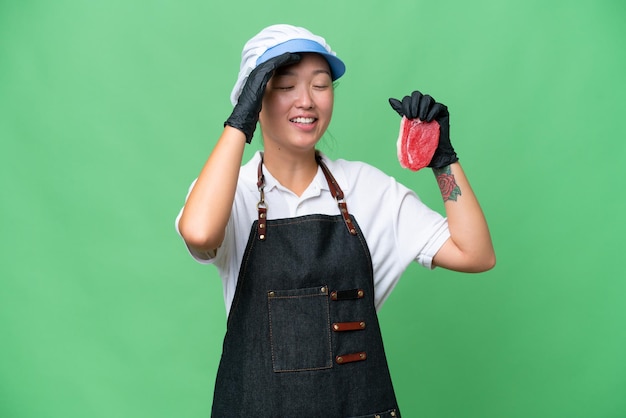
[274,68,331,77]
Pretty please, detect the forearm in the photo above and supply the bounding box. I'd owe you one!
[178,126,247,252]
[432,162,496,272]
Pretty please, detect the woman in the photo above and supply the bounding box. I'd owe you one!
[176,24,495,418]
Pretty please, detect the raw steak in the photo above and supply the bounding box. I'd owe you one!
[396,116,440,171]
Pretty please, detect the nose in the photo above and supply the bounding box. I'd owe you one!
[295,86,314,109]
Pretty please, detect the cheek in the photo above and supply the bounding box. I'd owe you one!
[316,91,334,115]
[262,92,292,114]
[260,94,282,121]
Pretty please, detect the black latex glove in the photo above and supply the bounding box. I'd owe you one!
[225,52,301,143]
[389,90,458,168]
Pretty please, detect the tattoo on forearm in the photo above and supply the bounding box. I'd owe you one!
[434,166,461,202]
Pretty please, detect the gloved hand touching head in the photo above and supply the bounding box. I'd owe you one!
[389,90,458,168]
[225,52,301,143]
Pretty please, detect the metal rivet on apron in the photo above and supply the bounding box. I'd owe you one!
[333,324,339,331]
[375,415,380,418]
[260,213,265,219]
[350,228,356,234]
[357,290,364,298]
[360,322,365,329]
[268,291,275,298]
[336,356,344,364]
[259,223,265,229]
[391,410,397,417]
[259,234,265,240]
[320,286,327,294]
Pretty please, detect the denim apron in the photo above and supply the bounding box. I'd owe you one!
[211,154,400,417]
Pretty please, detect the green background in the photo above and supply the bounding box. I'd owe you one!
[2,0,625,417]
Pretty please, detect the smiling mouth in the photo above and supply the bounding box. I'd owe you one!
[290,117,316,124]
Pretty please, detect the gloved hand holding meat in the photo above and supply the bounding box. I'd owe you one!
[389,90,459,170]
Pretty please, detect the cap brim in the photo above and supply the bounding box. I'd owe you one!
[256,39,346,81]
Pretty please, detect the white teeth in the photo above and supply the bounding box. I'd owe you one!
[291,117,315,124]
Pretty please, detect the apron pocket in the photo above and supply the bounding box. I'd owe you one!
[267,285,332,372]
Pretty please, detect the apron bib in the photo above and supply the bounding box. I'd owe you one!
[211,154,400,417]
